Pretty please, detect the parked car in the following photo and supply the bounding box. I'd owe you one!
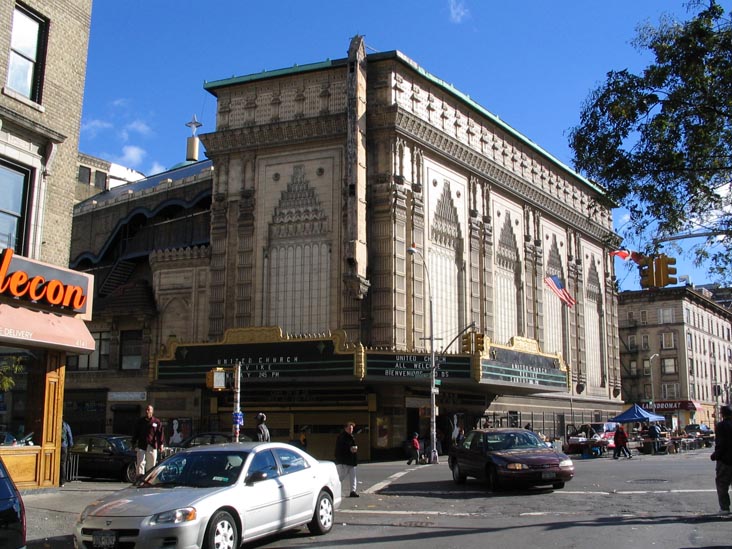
[164,431,253,458]
[449,428,575,490]
[0,455,25,548]
[684,424,714,447]
[74,442,341,549]
[70,434,137,483]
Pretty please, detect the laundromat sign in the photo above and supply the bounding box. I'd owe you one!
[0,249,93,318]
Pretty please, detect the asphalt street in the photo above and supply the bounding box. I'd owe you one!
[22,446,732,549]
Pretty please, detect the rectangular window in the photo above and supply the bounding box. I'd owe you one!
[120,330,142,370]
[662,332,675,349]
[66,332,110,370]
[78,166,91,184]
[7,5,47,102]
[641,334,649,350]
[0,160,31,254]
[659,308,674,324]
[643,359,651,376]
[640,310,647,325]
[94,170,107,190]
[662,357,676,374]
[661,383,680,399]
[627,311,635,322]
[629,360,637,376]
[627,335,637,350]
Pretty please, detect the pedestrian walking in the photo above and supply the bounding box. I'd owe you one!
[406,432,420,465]
[256,413,270,442]
[648,422,662,454]
[132,404,165,477]
[613,424,632,459]
[711,405,732,515]
[335,421,359,497]
[59,419,73,486]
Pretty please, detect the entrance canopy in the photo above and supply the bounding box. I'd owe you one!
[610,403,664,423]
[0,303,94,353]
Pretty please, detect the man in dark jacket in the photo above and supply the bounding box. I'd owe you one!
[711,405,732,514]
[335,421,359,497]
[132,404,165,477]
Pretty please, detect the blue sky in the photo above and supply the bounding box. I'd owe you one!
[79,0,729,291]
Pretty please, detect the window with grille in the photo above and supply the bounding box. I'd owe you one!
[120,330,142,370]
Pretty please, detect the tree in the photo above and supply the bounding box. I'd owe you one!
[0,355,26,392]
[569,1,732,281]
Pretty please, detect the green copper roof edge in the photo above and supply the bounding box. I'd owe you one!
[203,49,606,198]
[204,59,344,91]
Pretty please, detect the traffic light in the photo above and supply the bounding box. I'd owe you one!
[461,332,472,353]
[638,257,656,289]
[656,254,677,287]
[474,333,485,353]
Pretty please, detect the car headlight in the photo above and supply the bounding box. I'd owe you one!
[505,463,529,470]
[559,459,574,468]
[150,507,197,525]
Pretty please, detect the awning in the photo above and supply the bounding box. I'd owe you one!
[0,303,94,354]
[690,400,703,412]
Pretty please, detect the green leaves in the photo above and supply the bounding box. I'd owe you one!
[570,1,732,280]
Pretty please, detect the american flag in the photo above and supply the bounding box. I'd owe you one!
[544,275,576,308]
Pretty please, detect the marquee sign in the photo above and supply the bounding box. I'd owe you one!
[480,346,567,390]
[366,353,472,380]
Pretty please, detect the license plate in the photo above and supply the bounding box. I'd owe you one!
[541,471,556,480]
[93,530,117,548]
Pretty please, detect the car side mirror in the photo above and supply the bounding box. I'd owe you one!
[246,470,268,484]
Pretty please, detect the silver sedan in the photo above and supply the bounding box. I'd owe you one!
[74,441,341,548]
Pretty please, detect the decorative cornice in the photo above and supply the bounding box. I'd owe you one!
[375,108,613,242]
[200,114,347,155]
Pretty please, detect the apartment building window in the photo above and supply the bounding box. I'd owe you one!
[662,357,677,374]
[661,382,680,399]
[0,160,31,253]
[120,330,143,370]
[659,308,674,324]
[641,334,649,350]
[643,359,651,375]
[629,360,637,376]
[687,332,693,349]
[627,311,635,322]
[644,383,652,400]
[627,335,637,350]
[661,332,675,349]
[66,332,110,370]
[640,310,647,325]
[7,4,47,102]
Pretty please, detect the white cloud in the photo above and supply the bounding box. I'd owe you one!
[81,118,113,137]
[148,161,166,175]
[126,120,153,137]
[448,0,469,23]
[118,145,146,167]
[111,98,129,108]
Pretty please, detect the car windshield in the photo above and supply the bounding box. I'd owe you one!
[111,437,133,452]
[141,450,249,488]
[486,431,546,450]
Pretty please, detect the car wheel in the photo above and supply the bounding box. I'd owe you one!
[552,481,565,490]
[451,461,466,484]
[204,510,238,549]
[123,462,136,483]
[307,490,334,535]
[486,466,500,492]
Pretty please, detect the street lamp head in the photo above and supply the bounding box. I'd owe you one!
[407,246,418,255]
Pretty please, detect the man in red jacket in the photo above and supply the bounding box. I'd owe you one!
[132,404,165,477]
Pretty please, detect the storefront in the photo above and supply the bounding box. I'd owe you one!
[0,249,94,489]
[641,400,706,431]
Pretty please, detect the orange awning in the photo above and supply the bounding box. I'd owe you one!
[0,302,94,354]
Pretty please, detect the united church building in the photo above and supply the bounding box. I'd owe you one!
[70,37,622,459]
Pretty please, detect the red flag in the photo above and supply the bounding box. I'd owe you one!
[544,275,576,308]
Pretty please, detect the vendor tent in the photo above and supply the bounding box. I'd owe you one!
[610,404,664,423]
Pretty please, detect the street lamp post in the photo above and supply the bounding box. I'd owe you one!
[407,245,438,464]
[649,353,659,413]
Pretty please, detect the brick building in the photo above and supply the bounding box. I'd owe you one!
[0,0,93,488]
[618,286,732,430]
[70,37,623,459]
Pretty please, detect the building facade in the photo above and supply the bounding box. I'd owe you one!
[0,0,93,488]
[70,37,622,459]
[618,286,732,430]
